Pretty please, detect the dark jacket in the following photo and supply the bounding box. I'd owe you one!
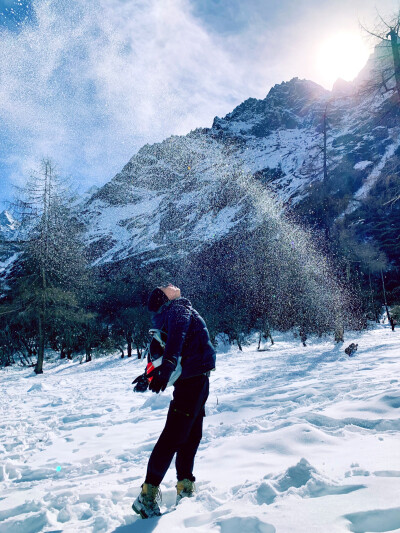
[151,297,216,379]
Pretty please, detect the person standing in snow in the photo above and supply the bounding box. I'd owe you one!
[132,283,216,519]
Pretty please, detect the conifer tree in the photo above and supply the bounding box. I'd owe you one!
[10,159,89,373]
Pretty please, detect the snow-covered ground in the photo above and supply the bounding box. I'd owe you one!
[1,325,399,533]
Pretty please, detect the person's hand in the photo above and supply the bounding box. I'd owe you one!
[132,373,148,393]
[148,360,175,393]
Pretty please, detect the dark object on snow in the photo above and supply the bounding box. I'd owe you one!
[299,329,307,347]
[257,330,274,350]
[345,343,358,357]
[132,373,149,392]
[148,288,169,313]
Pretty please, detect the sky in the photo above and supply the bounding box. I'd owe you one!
[0,0,399,209]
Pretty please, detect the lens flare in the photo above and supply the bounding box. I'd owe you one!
[316,33,370,88]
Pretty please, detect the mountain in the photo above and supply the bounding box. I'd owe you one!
[1,45,398,278]
[0,210,19,240]
[81,44,400,269]
[0,210,20,290]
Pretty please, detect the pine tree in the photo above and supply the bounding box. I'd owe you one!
[9,159,90,373]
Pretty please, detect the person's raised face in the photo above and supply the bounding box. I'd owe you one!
[160,283,181,300]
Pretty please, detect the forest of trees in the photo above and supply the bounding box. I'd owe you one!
[1,154,397,374]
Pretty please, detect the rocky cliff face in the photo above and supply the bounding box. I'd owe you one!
[81,44,399,267]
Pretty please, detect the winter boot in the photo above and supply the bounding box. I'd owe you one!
[132,483,162,518]
[176,478,195,504]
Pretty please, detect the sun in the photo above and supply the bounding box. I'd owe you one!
[316,33,370,89]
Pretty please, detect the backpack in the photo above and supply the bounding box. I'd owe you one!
[132,309,191,392]
[145,327,183,388]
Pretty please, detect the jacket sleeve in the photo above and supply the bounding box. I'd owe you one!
[162,304,191,368]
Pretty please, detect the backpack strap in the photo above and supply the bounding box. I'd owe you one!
[149,328,166,349]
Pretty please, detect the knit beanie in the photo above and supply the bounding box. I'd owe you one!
[148,287,169,313]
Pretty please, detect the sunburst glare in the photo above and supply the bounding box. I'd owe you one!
[316,32,370,88]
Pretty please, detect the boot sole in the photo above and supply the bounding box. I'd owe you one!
[132,501,161,519]
[176,492,194,505]
[132,502,147,519]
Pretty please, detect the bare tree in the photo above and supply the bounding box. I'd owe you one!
[360,11,400,100]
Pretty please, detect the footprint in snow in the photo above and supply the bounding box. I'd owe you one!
[344,507,400,533]
[373,470,400,477]
[217,516,276,533]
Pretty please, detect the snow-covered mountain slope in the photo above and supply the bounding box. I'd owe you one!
[83,132,257,264]
[0,211,19,241]
[0,211,20,288]
[1,325,399,532]
[81,44,400,266]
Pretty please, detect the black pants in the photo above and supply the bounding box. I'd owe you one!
[145,374,209,486]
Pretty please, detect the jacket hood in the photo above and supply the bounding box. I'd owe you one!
[150,297,192,327]
[170,297,192,308]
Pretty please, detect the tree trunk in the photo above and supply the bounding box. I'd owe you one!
[322,103,331,238]
[127,334,132,357]
[268,330,274,345]
[381,269,392,325]
[236,335,243,351]
[368,272,380,323]
[119,346,124,358]
[85,344,92,362]
[389,29,400,100]
[334,327,344,343]
[323,107,328,183]
[35,164,49,375]
[35,312,44,374]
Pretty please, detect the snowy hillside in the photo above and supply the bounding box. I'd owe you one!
[1,324,399,532]
[78,43,400,266]
[0,211,18,240]
[0,211,20,288]
[0,46,397,270]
